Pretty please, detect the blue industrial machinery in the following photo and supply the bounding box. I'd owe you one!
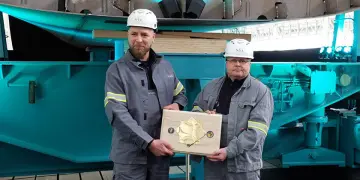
[2,2,360,180]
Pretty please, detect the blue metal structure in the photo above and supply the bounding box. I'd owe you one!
[2,2,360,180]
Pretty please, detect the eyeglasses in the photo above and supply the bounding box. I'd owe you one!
[226,59,251,64]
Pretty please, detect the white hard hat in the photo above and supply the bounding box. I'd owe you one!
[127,9,158,30]
[224,39,253,59]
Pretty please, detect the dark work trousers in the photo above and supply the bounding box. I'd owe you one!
[112,155,170,180]
[204,158,261,180]
[112,90,170,180]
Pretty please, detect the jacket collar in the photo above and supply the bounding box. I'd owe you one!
[242,74,252,88]
[221,74,251,88]
[124,48,163,68]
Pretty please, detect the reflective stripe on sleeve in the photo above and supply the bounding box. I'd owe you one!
[173,81,184,96]
[192,106,203,112]
[104,92,126,107]
[248,120,269,136]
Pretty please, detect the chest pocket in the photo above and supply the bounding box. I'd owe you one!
[156,68,174,103]
[237,101,255,126]
[207,95,218,111]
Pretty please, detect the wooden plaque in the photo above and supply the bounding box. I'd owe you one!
[160,109,222,156]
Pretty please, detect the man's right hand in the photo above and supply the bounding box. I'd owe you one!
[205,110,216,114]
[148,139,174,156]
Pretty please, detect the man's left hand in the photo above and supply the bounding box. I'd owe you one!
[163,103,180,110]
[206,148,227,161]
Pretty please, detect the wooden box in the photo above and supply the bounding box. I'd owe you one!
[160,109,222,155]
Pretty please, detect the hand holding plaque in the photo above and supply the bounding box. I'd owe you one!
[160,109,222,156]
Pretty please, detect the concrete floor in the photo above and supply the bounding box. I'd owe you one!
[0,162,276,180]
[0,161,354,180]
[0,171,113,180]
[0,166,187,180]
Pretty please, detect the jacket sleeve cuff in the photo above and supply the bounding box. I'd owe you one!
[173,98,187,109]
[226,147,236,159]
[139,134,154,150]
[226,139,244,159]
[146,139,154,149]
[176,103,184,110]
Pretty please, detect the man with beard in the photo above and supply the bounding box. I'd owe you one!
[104,9,188,180]
[191,39,274,180]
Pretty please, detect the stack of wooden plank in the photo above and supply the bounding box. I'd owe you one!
[92,30,251,54]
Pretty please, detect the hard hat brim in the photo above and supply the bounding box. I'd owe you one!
[224,54,254,59]
[127,24,157,30]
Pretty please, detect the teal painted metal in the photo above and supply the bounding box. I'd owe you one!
[310,71,336,94]
[252,62,360,170]
[353,11,359,62]
[282,147,346,168]
[0,56,226,158]
[114,40,125,60]
[281,93,345,168]
[339,116,360,168]
[260,62,360,130]
[0,3,272,48]
[0,142,113,177]
[0,62,112,163]
[332,14,345,51]
[2,61,360,178]
[0,12,7,59]
[0,60,203,178]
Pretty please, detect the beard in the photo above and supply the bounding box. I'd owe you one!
[130,45,151,60]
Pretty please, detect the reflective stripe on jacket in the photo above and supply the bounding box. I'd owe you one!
[191,75,274,172]
[104,49,188,164]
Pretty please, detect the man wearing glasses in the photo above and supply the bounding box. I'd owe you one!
[191,39,274,180]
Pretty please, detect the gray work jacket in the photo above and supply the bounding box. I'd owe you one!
[191,75,274,172]
[104,49,188,164]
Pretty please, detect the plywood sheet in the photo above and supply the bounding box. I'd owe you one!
[152,38,227,54]
[159,32,251,41]
[160,110,222,156]
[93,30,247,54]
